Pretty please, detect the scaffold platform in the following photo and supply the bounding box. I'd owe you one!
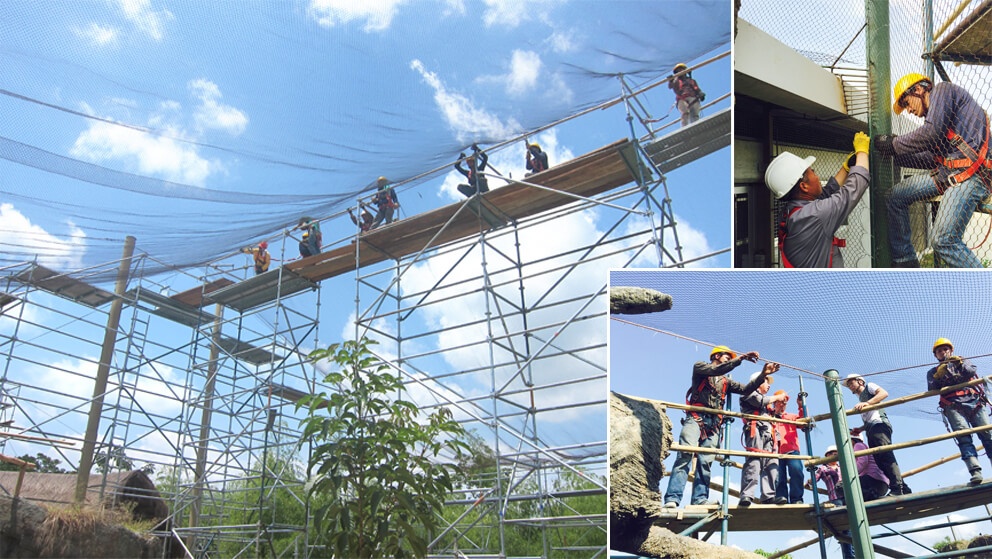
[932,0,992,64]
[645,107,731,174]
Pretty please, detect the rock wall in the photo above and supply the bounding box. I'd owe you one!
[0,495,163,558]
[609,392,762,559]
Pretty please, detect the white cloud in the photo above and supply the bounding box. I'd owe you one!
[505,50,542,96]
[190,79,248,135]
[0,203,86,271]
[546,29,576,53]
[71,80,247,185]
[71,120,216,186]
[309,0,408,32]
[481,0,528,28]
[117,0,173,41]
[75,22,119,47]
[410,59,522,143]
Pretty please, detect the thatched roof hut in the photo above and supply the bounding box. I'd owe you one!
[0,470,169,521]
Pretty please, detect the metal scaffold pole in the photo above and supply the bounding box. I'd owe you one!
[824,369,875,559]
[866,0,895,266]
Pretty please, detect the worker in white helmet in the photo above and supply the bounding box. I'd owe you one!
[763,132,870,268]
[843,374,911,495]
[927,337,992,485]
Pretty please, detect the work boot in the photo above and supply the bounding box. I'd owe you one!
[891,258,920,268]
[966,456,983,485]
[738,496,752,507]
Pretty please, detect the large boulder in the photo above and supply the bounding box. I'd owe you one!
[0,495,163,558]
[609,392,763,559]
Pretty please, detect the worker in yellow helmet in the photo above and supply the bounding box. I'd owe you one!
[926,337,992,485]
[663,344,779,508]
[668,63,705,127]
[370,176,399,229]
[524,142,548,177]
[874,73,991,267]
[240,241,271,275]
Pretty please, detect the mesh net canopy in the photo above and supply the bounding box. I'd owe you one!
[0,1,730,280]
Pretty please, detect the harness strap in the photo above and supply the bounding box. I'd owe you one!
[779,206,845,268]
[936,114,991,188]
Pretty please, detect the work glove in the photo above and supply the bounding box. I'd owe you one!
[934,363,948,380]
[853,131,870,154]
[948,355,963,364]
[842,151,857,171]
[874,134,897,156]
[471,143,481,152]
[459,152,467,160]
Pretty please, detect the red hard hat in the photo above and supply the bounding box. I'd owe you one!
[259,241,268,249]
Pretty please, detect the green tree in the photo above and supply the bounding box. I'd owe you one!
[0,452,68,473]
[300,338,469,559]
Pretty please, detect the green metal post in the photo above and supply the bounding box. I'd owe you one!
[824,369,875,559]
[866,0,895,266]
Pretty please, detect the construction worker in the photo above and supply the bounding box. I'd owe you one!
[771,390,805,504]
[764,132,870,267]
[455,144,489,198]
[926,337,992,485]
[668,63,705,127]
[843,374,911,495]
[348,204,375,233]
[525,142,548,177]
[663,346,778,508]
[813,446,854,559]
[295,217,321,258]
[370,176,399,229]
[738,371,788,506]
[240,241,271,275]
[851,432,890,501]
[875,73,991,268]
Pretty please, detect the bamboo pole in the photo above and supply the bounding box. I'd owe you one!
[0,431,75,447]
[622,394,809,426]
[670,444,814,461]
[806,424,992,467]
[810,376,990,423]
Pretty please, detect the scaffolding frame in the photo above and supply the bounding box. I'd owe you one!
[0,58,730,558]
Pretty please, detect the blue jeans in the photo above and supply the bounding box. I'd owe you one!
[664,415,719,505]
[775,450,805,503]
[944,399,992,459]
[887,173,986,267]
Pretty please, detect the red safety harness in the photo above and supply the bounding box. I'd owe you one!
[778,206,846,268]
[934,114,992,191]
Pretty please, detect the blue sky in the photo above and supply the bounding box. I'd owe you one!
[610,269,992,557]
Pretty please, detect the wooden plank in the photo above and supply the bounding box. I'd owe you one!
[170,278,235,308]
[288,138,636,283]
[652,481,992,533]
[933,0,992,63]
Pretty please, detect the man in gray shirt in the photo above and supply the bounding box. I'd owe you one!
[764,132,870,267]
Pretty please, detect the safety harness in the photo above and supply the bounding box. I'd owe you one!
[778,206,846,268]
[934,114,992,191]
[253,250,269,273]
[672,76,701,102]
[685,376,729,440]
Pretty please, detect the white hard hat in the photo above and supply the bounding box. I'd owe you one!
[825,445,837,455]
[764,152,815,199]
[843,374,864,385]
[750,371,772,384]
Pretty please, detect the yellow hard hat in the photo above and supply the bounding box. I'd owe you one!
[710,345,736,360]
[377,176,388,185]
[673,63,688,73]
[892,72,930,114]
[529,142,541,150]
[933,337,954,353]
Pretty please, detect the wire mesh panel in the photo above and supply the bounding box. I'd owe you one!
[741,0,992,267]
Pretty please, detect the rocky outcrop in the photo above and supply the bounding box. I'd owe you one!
[609,392,762,559]
[0,495,163,558]
[609,287,673,315]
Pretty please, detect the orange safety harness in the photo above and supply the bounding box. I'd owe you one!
[672,76,701,102]
[934,114,992,191]
[253,249,270,272]
[778,206,846,268]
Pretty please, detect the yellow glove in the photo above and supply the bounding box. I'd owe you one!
[949,355,963,364]
[934,363,948,379]
[853,131,870,154]
[842,152,857,171]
